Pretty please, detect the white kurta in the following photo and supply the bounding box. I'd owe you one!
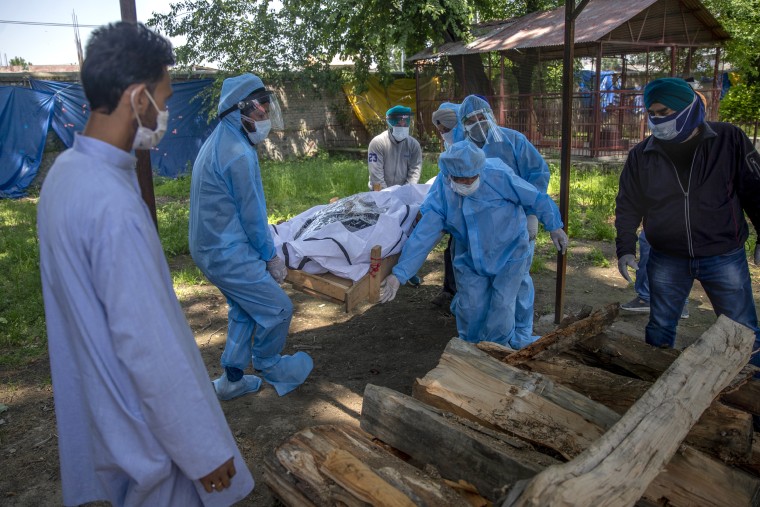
[37,134,254,507]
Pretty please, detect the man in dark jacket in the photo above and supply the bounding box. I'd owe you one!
[615,77,760,365]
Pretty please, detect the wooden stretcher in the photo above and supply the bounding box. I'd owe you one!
[285,245,400,313]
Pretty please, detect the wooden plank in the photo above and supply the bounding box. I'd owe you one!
[368,245,382,305]
[344,275,369,313]
[290,283,345,307]
[502,315,758,507]
[360,384,558,501]
[522,357,753,462]
[266,424,469,507]
[286,269,352,302]
[320,449,417,507]
[413,338,620,460]
[504,303,618,365]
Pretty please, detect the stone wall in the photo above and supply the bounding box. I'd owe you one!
[259,79,370,160]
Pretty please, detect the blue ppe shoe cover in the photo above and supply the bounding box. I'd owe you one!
[407,275,422,287]
[260,352,314,396]
[213,373,262,401]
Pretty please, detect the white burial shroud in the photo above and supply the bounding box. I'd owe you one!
[270,184,431,282]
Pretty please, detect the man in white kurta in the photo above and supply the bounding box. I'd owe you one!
[37,22,253,507]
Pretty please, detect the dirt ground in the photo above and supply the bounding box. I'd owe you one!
[1,238,756,506]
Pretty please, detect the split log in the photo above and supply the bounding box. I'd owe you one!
[416,336,760,506]
[569,330,760,414]
[263,424,469,506]
[501,315,757,507]
[504,303,618,365]
[522,357,753,462]
[414,338,620,460]
[360,384,559,500]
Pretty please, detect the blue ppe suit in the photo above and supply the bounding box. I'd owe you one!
[393,142,563,348]
[459,95,551,347]
[189,74,311,396]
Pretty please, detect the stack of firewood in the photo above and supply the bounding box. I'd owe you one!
[264,304,760,506]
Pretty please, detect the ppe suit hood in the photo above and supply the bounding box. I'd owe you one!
[459,95,490,121]
[439,140,485,178]
[218,74,265,121]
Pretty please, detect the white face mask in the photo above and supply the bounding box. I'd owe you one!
[647,107,690,141]
[245,118,272,145]
[449,176,481,196]
[441,131,454,147]
[391,126,409,142]
[464,120,489,144]
[131,89,168,150]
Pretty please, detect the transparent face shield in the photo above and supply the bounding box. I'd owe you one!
[462,108,502,145]
[238,90,284,131]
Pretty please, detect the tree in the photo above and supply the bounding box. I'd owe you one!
[148,0,560,95]
[9,57,31,70]
[702,0,760,84]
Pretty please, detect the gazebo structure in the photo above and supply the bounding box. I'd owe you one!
[408,0,730,158]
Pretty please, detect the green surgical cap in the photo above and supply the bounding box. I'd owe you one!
[386,105,412,117]
[643,78,695,111]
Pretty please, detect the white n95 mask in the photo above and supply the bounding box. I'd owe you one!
[441,131,455,147]
[245,119,272,145]
[131,89,168,150]
[450,176,481,196]
[391,126,409,142]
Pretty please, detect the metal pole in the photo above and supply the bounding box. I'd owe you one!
[120,0,158,229]
[555,1,575,324]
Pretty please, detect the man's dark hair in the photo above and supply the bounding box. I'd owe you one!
[81,22,174,113]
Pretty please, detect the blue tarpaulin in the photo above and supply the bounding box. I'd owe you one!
[1,79,217,197]
[30,80,89,148]
[0,86,55,198]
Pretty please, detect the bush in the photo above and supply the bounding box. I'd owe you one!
[719,83,760,124]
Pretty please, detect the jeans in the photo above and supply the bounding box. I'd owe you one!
[636,231,687,309]
[645,246,760,367]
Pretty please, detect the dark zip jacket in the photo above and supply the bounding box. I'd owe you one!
[615,121,760,259]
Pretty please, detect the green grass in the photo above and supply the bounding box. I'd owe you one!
[0,198,48,365]
[0,154,615,367]
[548,164,619,241]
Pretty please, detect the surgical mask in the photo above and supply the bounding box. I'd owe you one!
[647,95,703,143]
[441,131,455,147]
[465,120,489,144]
[245,118,271,145]
[391,126,409,142]
[131,89,168,150]
[449,176,481,196]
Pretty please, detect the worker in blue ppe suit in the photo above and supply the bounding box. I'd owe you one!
[458,95,552,348]
[379,141,568,348]
[189,73,313,401]
[430,102,463,308]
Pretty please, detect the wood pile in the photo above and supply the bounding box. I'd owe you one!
[264,306,760,506]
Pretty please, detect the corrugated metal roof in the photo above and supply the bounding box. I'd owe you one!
[408,0,729,62]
